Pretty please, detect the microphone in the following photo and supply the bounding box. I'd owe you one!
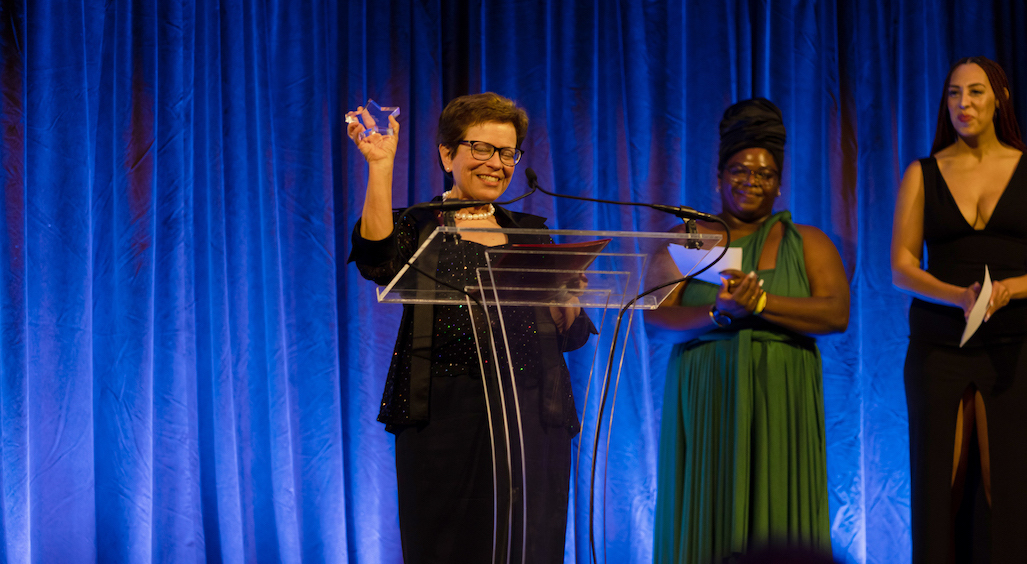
[524,168,541,191]
[524,168,718,222]
[648,204,719,222]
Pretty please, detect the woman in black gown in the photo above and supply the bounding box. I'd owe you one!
[892,56,1027,562]
[347,93,593,564]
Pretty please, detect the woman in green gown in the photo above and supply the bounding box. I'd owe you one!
[645,98,850,564]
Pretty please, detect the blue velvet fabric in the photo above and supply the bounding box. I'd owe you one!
[1,1,1025,563]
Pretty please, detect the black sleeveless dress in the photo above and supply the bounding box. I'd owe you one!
[905,156,1027,563]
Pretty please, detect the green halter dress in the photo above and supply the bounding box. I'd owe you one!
[653,211,830,564]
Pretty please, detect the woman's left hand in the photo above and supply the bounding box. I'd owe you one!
[985,280,1012,322]
[550,274,586,331]
[550,299,581,333]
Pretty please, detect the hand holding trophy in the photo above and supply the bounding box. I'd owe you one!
[346,99,401,164]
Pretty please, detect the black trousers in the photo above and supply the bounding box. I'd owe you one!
[395,372,572,564]
[905,339,1027,563]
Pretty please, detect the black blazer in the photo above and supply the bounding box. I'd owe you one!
[349,202,594,433]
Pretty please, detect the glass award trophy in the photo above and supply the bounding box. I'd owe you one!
[345,99,400,139]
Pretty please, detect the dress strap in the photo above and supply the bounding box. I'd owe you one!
[918,157,940,198]
[739,210,791,272]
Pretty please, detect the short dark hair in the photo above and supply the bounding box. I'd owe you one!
[930,56,1027,155]
[436,92,529,160]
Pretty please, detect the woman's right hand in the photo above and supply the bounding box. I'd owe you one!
[715,269,763,319]
[959,281,982,320]
[346,106,400,166]
[350,105,401,241]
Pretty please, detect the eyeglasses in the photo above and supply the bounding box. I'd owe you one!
[458,140,523,166]
[725,164,778,184]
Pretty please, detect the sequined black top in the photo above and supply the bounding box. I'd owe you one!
[349,203,594,433]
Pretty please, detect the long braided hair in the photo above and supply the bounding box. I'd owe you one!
[930,56,1027,155]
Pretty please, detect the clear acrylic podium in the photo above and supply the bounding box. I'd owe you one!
[378,226,721,564]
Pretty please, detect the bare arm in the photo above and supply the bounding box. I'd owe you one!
[643,224,729,343]
[646,227,849,341]
[984,277,1027,321]
[891,160,981,315]
[347,109,401,241]
[644,262,771,342]
[996,275,1027,299]
[644,280,723,343]
[758,226,849,335]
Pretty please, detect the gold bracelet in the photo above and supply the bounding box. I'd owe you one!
[753,291,768,315]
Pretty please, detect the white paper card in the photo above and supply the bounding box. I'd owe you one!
[959,265,992,347]
[667,246,743,285]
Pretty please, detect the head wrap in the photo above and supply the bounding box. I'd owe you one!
[717,98,786,173]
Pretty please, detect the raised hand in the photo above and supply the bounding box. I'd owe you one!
[346,106,400,165]
[348,103,402,241]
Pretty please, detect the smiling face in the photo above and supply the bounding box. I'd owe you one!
[438,121,517,202]
[947,63,998,140]
[718,147,780,222]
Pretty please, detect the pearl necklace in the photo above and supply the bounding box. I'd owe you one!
[442,190,496,221]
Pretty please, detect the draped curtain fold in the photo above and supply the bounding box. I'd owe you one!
[3,1,345,562]
[1,1,1025,563]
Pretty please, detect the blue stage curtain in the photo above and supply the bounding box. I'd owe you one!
[2,1,1026,563]
[2,1,345,562]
